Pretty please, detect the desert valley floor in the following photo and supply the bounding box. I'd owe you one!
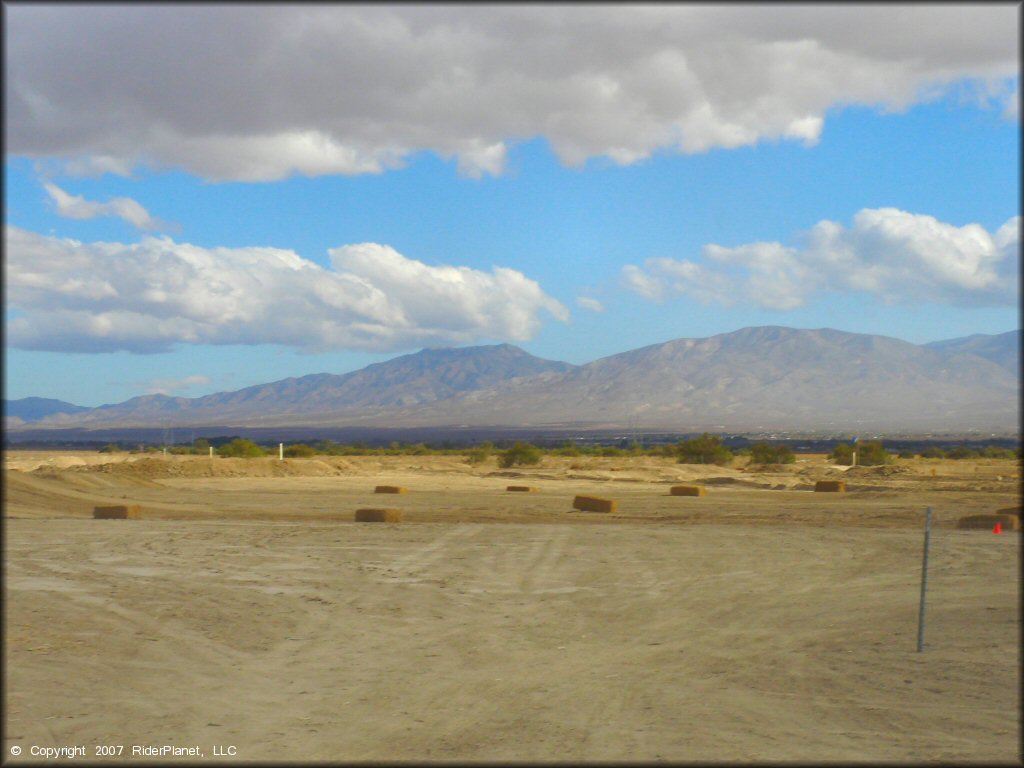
[3,450,1021,763]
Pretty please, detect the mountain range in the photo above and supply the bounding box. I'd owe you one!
[5,326,1019,434]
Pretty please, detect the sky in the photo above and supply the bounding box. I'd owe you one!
[4,4,1020,407]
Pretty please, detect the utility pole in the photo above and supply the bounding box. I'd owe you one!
[917,507,932,653]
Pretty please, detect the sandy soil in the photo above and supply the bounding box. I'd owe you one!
[3,451,1020,763]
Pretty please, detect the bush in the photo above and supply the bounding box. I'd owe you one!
[217,438,266,458]
[99,443,121,453]
[919,446,946,459]
[465,440,494,465]
[676,433,733,466]
[832,441,891,466]
[897,450,915,459]
[945,445,978,460]
[749,443,795,465]
[980,445,1016,459]
[283,443,316,458]
[499,441,543,468]
[551,440,582,457]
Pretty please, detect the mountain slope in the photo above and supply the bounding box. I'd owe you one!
[925,330,1020,374]
[374,326,1020,431]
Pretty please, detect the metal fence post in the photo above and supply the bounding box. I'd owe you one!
[916,506,932,653]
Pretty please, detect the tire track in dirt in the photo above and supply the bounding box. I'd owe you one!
[368,524,481,584]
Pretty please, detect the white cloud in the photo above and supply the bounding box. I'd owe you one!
[4,227,569,354]
[621,264,667,302]
[575,296,605,313]
[6,6,1018,181]
[43,181,171,232]
[131,374,210,396]
[622,209,1020,309]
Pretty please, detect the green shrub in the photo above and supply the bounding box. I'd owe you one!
[945,445,978,459]
[217,438,266,458]
[498,441,543,468]
[465,440,494,465]
[749,443,795,465]
[283,443,316,458]
[831,441,891,466]
[676,433,733,466]
[551,440,582,457]
[919,446,946,459]
[980,445,1016,459]
[99,443,121,453]
[897,450,915,459]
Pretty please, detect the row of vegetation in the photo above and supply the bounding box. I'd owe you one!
[98,434,1021,465]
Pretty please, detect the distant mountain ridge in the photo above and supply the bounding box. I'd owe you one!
[9,327,1020,433]
[20,343,576,426]
[4,397,90,423]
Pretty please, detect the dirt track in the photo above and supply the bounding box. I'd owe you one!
[3,452,1021,762]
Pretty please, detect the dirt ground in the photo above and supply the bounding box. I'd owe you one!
[3,451,1021,763]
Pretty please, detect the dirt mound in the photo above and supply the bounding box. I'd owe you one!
[28,467,164,489]
[66,456,352,480]
[844,465,912,477]
[700,476,781,489]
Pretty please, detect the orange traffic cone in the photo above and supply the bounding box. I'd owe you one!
[993,522,1003,534]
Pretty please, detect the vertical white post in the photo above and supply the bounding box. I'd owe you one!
[279,442,284,461]
[209,446,213,458]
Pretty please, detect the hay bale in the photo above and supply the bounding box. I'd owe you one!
[355,508,403,523]
[814,480,846,493]
[670,485,706,497]
[572,495,618,513]
[374,485,407,494]
[93,505,142,519]
[506,485,538,492]
[956,514,1020,531]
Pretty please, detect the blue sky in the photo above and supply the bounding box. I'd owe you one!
[4,5,1020,407]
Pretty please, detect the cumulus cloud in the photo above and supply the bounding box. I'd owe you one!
[575,296,605,313]
[622,209,1020,309]
[131,374,210,396]
[4,227,569,353]
[43,181,171,231]
[6,6,1018,181]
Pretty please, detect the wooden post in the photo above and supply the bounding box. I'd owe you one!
[917,506,932,653]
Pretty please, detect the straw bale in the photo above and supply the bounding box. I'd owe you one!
[506,485,539,492]
[814,480,846,493]
[374,485,408,494]
[93,505,142,519]
[355,508,403,523]
[670,485,706,497]
[572,495,618,513]
[955,514,1020,531]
